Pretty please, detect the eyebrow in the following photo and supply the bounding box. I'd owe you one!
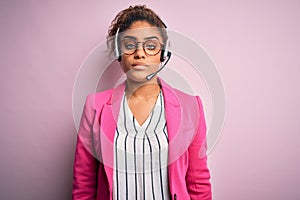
[122,35,160,41]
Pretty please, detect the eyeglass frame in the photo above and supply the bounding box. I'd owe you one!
[119,38,164,56]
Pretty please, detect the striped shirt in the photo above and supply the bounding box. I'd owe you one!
[113,91,170,200]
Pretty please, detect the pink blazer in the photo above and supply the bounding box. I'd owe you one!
[72,79,212,200]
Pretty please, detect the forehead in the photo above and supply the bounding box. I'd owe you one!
[121,22,163,41]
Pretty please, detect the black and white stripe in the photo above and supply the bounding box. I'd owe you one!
[113,91,170,200]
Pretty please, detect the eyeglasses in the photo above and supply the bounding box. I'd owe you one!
[120,39,162,56]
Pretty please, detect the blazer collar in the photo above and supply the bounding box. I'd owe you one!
[105,78,180,105]
[101,77,181,143]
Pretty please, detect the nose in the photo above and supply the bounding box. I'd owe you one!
[134,43,146,59]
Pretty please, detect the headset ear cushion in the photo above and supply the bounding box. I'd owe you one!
[160,49,166,62]
[118,55,122,62]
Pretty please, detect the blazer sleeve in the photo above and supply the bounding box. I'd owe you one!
[186,96,212,200]
[72,94,99,200]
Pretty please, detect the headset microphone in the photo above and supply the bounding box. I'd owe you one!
[146,51,171,80]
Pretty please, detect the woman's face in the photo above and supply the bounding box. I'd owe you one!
[119,21,163,83]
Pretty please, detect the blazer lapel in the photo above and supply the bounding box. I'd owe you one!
[160,79,199,195]
[100,81,126,192]
[160,79,181,143]
[160,79,182,195]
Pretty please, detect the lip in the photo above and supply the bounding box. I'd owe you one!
[131,62,148,70]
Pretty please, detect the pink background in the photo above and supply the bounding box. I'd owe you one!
[1,0,299,199]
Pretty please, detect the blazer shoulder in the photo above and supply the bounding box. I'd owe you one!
[85,89,113,110]
[168,87,204,119]
[171,87,201,104]
[173,88,195,98]
[93,89,114,99]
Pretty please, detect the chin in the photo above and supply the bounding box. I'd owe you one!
[126,75,147,83]
[126,71,153,83]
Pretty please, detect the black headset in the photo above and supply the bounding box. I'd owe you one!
[114,24,171,62]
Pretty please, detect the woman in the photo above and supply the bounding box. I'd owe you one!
[73,5,212,200]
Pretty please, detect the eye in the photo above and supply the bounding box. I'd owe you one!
[145,40,160,51]
[122,40,137,50]
[125,43,136,50]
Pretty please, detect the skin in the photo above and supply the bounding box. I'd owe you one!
[119,21,163,126]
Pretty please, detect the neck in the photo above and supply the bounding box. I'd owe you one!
[125,77,161,99]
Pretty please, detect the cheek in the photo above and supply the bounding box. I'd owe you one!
[120,59,129,73]
[150,55,161,65]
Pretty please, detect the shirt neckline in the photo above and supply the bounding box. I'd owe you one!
[124,91,162,129]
